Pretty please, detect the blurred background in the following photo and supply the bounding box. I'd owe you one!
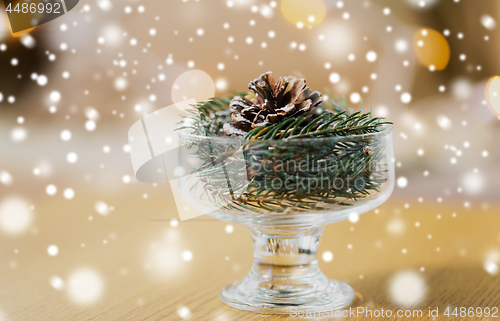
[1,0,500,319]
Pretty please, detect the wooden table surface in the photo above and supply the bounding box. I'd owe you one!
[1,189,499,320]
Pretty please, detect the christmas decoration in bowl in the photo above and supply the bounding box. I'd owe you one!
[176,72,395,314]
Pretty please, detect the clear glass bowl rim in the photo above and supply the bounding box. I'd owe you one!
[177,123,393,144]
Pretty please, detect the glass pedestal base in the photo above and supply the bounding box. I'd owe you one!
[221,277,354,315]
[220,228,354,315]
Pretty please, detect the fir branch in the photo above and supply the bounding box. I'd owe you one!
[176,92,391,214]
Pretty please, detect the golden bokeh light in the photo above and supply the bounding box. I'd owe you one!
[5,0,40,37]
[280,0,326,28]
[413,28,450,71]
[11,27,35,38]
[171,70,215,106]
[1,9,34,39]
[485,76,500,116]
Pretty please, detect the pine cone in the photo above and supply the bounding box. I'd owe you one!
[223,72,322,137]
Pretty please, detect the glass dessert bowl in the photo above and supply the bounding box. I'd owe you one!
[177,124,394,314]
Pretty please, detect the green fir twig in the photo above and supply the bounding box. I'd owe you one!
[175,92,391,214]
